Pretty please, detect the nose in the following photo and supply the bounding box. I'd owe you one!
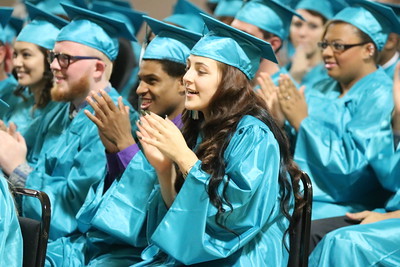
[12,54,22,67]
[49,57,60,71]
[321,43,334,58]
[136,81,148,95]
[183,69,193,87]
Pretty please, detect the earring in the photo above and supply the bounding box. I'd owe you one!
[191,110,199,120]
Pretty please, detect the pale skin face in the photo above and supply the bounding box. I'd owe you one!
[13,41,46,90]
[136,60,185,119]
[183,55,221,120]
[290,9,325,57]
[49,41,105,106]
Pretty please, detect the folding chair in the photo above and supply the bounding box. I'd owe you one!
[15,188,51,267]
[288,171,313,267]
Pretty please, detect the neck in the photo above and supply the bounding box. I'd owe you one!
[306,50,323,68]
[72,80,109,110]
[339,63,377,96]
[0,67,7,81]
[30,80,48,105]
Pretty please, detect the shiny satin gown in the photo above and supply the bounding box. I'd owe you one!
[294,67,393,219]
[134,115,293,266]
[0,175,23,267]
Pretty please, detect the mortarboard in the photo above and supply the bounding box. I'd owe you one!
[57,2,136,61]
[91,2,146,36]
[143,16,202,65]
[0,7,14,43]
[234,0,304,40]
[191,14,277,80]
[295,0,340,20]
[164,0,206,34]
[332,0,400,51]
[214,0,244,18]
[16,3,68,50]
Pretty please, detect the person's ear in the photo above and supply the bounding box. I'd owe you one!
[268,36,282,53]
[93,60,106,80]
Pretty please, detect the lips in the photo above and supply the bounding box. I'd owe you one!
[186,88,199,95]
[140,98,152,109]
[324,61,337,69]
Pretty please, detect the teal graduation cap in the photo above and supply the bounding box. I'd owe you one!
[0,7,14,44]
[164,0,206,34]
[23,0,88,15]
[91,2,146,36]
[214,0,244,18]
[234,0,304,40]
[332,0,400,51]
[295,0,344,20]
[16,3,68,50]
[143,16,202,65]
[4,17,25,44]
[57,2,136,61]
[379,2,400,21]
[191,14,277,80]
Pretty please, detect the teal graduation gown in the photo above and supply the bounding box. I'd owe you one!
[0,175,23,267]
[309,120,400,266]
[0,74,18,107]
[44,149,157,266]
[22,87,138,241]
[294,68,394,219]
[136,115,292,266]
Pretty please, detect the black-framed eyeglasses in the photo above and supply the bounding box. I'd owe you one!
[47,51,101,69]
[317,41,369,52]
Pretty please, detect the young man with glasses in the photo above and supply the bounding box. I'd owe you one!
[0,3,138,242]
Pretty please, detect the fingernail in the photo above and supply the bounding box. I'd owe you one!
[137,119,142,126]
[145,110,151,115]
[140,110,146,116]
[138,136,142,140]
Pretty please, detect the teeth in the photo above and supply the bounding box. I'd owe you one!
[187,89,198,94]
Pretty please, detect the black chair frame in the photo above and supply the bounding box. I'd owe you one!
[288,171,313,267]
[15,187,51,267]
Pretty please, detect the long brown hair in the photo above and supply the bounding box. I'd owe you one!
[176,62,304,247]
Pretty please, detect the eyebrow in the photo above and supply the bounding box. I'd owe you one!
[138,73,159,80]
[194,62,209,69]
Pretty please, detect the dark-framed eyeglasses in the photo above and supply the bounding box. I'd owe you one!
[47,51,101,69]
[317,41,369,53]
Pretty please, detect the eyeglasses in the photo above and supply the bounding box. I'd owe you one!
[47,51,101,69]
[317,41,369,52]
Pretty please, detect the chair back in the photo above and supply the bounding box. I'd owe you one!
[15,188,51,267]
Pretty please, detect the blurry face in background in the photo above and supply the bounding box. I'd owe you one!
[13,41,45,88]
[290,9,325,57]
[136,60,185,118]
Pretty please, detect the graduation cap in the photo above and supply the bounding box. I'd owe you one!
[92,0,132,9]
[23,0,88,15]
[234,0,304,40]
[332,0,400,51]
[295,0,345,20]
[164,0,206,34]
[142,16,202,65]
[3,17,25,44]
[191,14,277,80]
[0,7,14,43]
[214,0,244,18]
[16,3,68,50]
[91,2,146,36]
[57,2,136,61]
[378,2,400,21]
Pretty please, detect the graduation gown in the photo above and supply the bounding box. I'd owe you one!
[294,68,393,219]
[135,115,292,266]
[22,87,138,241]
[0,175,23,267]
